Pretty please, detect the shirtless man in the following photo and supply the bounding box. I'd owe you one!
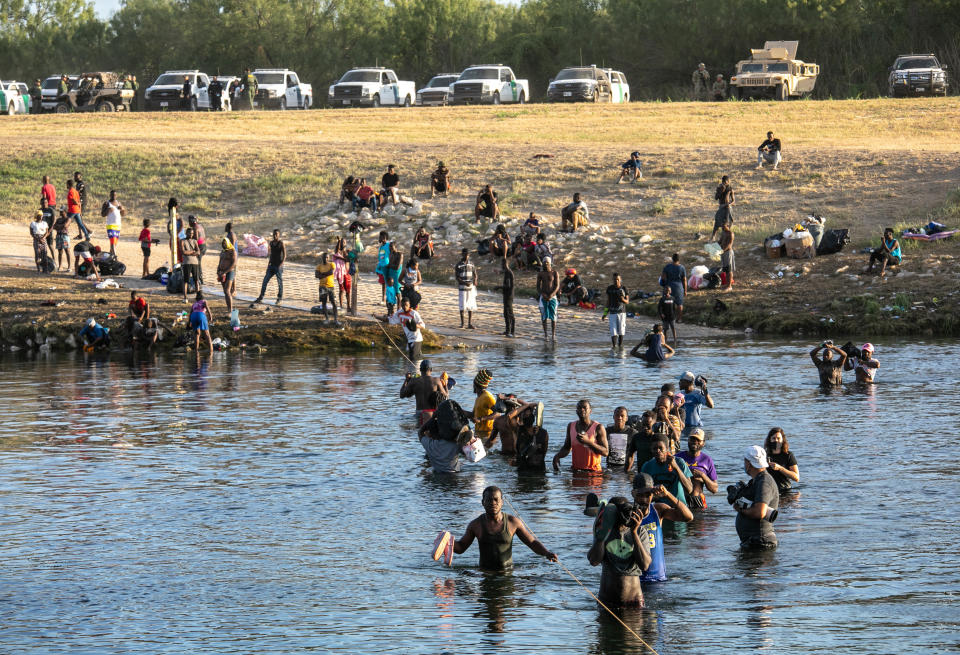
[588,496,652,607]
[810,341,848,387]
[400,359,448,426]
[488,399,537,455]
[452,486,557,570]
[536,259,561,342]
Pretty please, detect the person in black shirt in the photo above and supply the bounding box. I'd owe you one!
[605,406,636,468]
[623,411,655,472]
[712,175,735,240]
[561,268,586,305]
[764,428,799,492]
[252,229,285,305]
[657,286,677,346]
[181,75,194,110]
[605,273,628,348]
[810,341,847,387]
[475,185,500,220]
[208,77,223,111]
[381,165,400,206]
[756,131,781,170]
[498,257,515,337]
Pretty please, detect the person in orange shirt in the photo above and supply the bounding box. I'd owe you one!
[66,178,90,239]
[553,399,609,472]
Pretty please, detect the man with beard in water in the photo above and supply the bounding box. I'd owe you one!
[447,486,557,570]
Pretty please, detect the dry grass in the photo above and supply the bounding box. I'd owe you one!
[1,98,959,335]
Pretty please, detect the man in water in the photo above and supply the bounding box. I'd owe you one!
[606,272,629,348]
[417,405,466,473]
[810,341,848,387]
[678,371,714,436]
[623,411,655,473]
[630,472,693,583]
[451,486,557,570]
[515,405,549,471]
[844,342,879,383]
[734,446,780,550]
[640,434,693,507]
[469,369,497,445]
[605,406,635,470]
[400,359,449,426]
[587,495,652,607]
[536,259,560,342]
[553,399,608,473]
[489,398,538,455]
[676,428,718,509]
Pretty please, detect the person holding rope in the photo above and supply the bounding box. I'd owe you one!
[388,296,424,361]
[437,486,557,570]
[400,359,450,427]
[588,495,652,607]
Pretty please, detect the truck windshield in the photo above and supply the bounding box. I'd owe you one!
[768,63,789,73]
[555,68,594,81]
[427,76,458,88]
[740,63,764,72]
[459,69,499,80]
[42,78,62,89]
[154,74,191,85]
[897,57,938,69]
[340,71,380,83]
[255,73,285,85]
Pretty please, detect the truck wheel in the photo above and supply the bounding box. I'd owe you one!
[403,95,411,107]
[6,104,13,116]
[96,101,115,112]
[372,94,380,108]
[55,103,70,114]
[279,97,287,111]
[735,87,743,100]
[302,96,310,109]
[592,89,599,103]
[189,97,198,111]
[492,92,500,105]
[775,84,787,101]
[518,91,525,104]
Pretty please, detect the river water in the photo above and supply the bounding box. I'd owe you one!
[1,340,958,654]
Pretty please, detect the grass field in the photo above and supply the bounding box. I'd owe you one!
[2,98,960,336]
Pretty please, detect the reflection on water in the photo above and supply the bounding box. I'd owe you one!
[1,338,959,654]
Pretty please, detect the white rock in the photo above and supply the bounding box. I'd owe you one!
[622,238,635,248]
[638,235,653,244]
[65,334,77,348]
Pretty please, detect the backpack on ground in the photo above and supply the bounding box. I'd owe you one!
[166,266,184,294]
[816,229,850,256]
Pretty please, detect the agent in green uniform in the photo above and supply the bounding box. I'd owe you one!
[29,79,42,114]
[244,68,258,110]
[453,486,557,570]
[57,75,70,98]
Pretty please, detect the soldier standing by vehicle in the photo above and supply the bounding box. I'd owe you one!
[244,69,258,110]
[29,79,42,114]
[181,75,194,110]
[692,63,710,100]
[130,75,140,111]
[711,74,727,101]
[57,75,70,100]
[208,77,223,111]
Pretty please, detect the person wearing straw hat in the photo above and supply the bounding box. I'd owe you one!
[468,369,497,445]
[734,445,780,550]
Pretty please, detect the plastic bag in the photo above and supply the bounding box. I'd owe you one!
[95,278,120,289]
[241,233,269,257]
[690,265,709,277]
[704,242,722,261]
[462,436,487,463]
[688,275,704,290]
[230,309,240,329]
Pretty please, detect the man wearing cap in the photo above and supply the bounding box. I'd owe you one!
[455,249,478,329]
[30,79,42,114]
[676,428,718,509]
[844,343,879,383]
[735,446,780,550]
[631,472,693,583]
[401,359,450,427]
[79,318,110,350]
[588,495,652,607]
[469,369,497,445]
[692,63,710,100]
[678,371,714,436]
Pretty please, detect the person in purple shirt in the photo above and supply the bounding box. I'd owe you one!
[677,427,718,510]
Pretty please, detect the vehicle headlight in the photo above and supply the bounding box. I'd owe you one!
[328,86,335,96]
[416,92,422,99]
[482,83,491,91]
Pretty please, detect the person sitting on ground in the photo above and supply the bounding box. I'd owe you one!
[380,164,400,207]
[339,175,359,205]
[617,151,643,184]
[400,359,450,427]
[399,259,422,310]
[676,428,718,509]
[388,296,425,361]
[521,212,542,237]
[353,178,378,214]
[756,130,782,170]
[552,399,608,473]
[189,291,213,351]
[430,161,451,198]
[630,324,674,362]
[411,226,434,260]
[514,233,536,270]
[587,495,652,608]
[447,486,557,570]
[533,233,553,269]
[79,317,110,350]
[475,184,500,220]
[657,286,678,347]
[864,227,901,278]
[844,342,880,383]
[561,268,587,305]
[489,224,510,258]
[72,238,100,281]
[764,427,799,494]
[29,210,50,273]
[810,341,847,387]
[560,192,589,233]
[641,433,694,508]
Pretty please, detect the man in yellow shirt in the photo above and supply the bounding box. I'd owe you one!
[315,252,341,327]
[469,369,497,444]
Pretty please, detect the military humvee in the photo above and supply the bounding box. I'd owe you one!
[730,41,819,101]
[54,72,134,113]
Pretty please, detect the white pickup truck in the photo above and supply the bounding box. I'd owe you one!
[144,70,213,111]
[450,65,529,105]
[328,68,416,107]
[253,69,313,110]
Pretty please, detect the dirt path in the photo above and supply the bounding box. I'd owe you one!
[0,223,734,348]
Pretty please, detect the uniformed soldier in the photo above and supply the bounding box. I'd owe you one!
[692,63,710,100]
[244,68,258,110]
[130,75,140,111]
[29,79,42,114]
[181,75,194,110]
[208,77,223,111]
[57,74,70,98]
[712,74,727,101]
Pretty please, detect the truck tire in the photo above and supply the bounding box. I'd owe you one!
[492,92,500,105]
[6,104,13,116]
[403,95,411,107]
[592,89,599,103]
[55,103,70,114]
[279,97,287,111]
[302,96,310,109]
[96,100,115,113]
[518,91,525,104]
[775,84,787,101]
[372,94,380,108]
[736,87,744,100]
[189,97,197,111]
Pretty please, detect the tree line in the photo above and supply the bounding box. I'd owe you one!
[2,0,958,100]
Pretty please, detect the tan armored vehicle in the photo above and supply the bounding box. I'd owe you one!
[730,41,818,101]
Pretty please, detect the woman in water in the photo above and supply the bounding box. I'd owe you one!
[764,427,800,493]
[630,324,675,362]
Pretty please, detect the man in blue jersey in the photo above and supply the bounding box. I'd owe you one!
[632,473,692,582]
